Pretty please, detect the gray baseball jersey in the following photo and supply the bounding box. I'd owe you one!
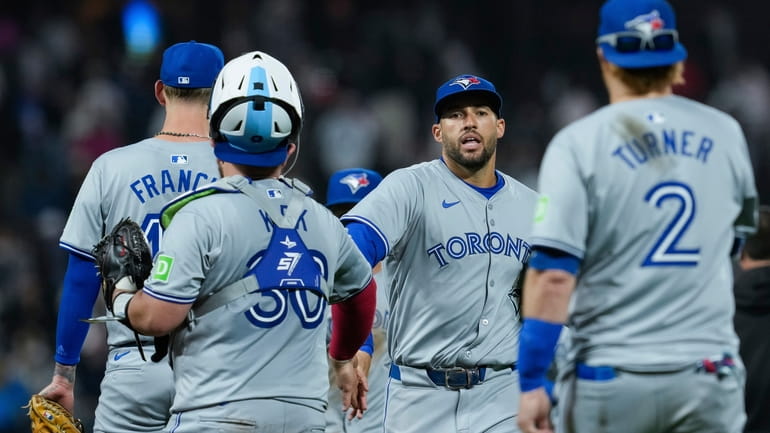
[343,159,538,368]
[59,137,218,432]
[532,95,757,370]
[60,138,218,348]
[144,175,372,414]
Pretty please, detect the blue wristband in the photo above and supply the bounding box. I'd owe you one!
[518,318,562,392]
[359,332,374,355]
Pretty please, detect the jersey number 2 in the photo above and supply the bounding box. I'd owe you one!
[642,181,700,267]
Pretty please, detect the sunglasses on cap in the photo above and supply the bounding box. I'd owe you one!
[596,29,678,53]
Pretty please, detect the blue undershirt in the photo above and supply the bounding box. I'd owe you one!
[54,253,100,365]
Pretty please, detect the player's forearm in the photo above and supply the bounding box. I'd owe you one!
[329,278,377,361]
[55,254,101,365]
[522,268,574,322]
[123,291,190,336]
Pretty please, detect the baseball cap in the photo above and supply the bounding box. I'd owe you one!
[597,0,687,69]
[160,41,225,88]
[433,74,502,122]
[326,168,383,207]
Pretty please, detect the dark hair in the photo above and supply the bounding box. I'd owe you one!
[163,86,212,104]
[744,206,770,260]
[614,62,684,95]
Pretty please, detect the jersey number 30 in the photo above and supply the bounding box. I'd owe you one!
[642,181,700,267]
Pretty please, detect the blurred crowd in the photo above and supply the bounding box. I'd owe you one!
[1,0,768,430]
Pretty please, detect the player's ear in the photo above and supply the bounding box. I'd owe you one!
[155,80,167,106]
[431,124,442,143]
[286,142,297,159]
[496,118,505,139]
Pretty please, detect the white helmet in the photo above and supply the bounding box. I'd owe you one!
[209,51,303,167]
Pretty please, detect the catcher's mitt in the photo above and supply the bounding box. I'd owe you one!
[92,217,152,314]
[24,394,83,433]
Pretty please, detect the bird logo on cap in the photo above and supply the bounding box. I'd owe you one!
[625,9,664,33]
[340,173,371,194]
[450,76,481,90]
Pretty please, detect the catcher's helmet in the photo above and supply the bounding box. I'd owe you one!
[208,51,303,167]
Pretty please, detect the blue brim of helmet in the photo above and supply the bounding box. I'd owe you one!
[214,141,288,167]
[601,42,687,69]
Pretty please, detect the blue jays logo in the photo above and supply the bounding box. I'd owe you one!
[450,76,481,90]
[340,173,371,194]
[625,9,664,34]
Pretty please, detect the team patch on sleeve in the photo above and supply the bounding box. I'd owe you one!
[153,255,175,282]
[534,195,549,223]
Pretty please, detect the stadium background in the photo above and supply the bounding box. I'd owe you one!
[0,0,767,430]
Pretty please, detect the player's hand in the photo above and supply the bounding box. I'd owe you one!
[345,351,372,420]
[355,349,373,378]
[332,356,368,416]
[517,387,554,433]
[38,363,76,413]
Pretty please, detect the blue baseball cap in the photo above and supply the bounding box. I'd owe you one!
[433,74,502,122]
[160,41,224,88]
[326,168,383,207]
[597,0,687,69]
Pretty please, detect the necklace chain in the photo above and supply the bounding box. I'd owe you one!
[156,131,210,139]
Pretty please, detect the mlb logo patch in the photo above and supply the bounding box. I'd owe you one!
[171,154,189,164]
[178,76,190,85]
[267,189,283,199]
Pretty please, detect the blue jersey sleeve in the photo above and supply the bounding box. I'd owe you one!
[54,253,100,365]
[344,221,387,267]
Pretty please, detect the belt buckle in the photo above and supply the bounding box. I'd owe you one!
[444,367,478,390]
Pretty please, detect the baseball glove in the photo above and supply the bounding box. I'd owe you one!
[24,394,84,433]
[92,217,152,314]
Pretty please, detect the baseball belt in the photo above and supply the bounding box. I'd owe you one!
[576,353,737,381]
[390,363,517,390]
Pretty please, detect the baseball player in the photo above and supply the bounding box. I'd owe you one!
[38,41,224,432]
[324,168,390,433]
[107,51,376,432]
[516,1,758,432]
[342,74,538,433]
